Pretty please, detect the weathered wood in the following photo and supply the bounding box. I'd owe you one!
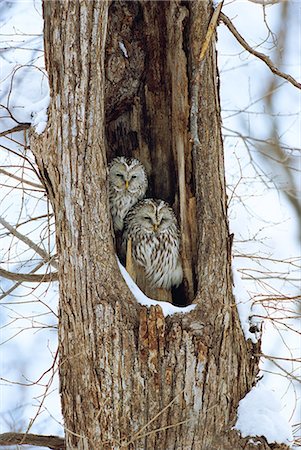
[126,238,136,282]
[126,238,172,303]
[28,1,289,449]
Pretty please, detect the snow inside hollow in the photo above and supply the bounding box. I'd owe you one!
[232,259,263,344]
[117,260,196,317]
[234,382,293,446]
[119,41,128,58]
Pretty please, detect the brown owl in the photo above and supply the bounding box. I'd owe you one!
[108,157,148,232]
[123,199,183,290]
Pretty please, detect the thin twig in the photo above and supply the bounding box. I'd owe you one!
[0,123,30,138]
[267,358,301,384]
[0,216,58,269]
[0,145,43,183]
[220,12,301,90]
[0,168,44,189]
[0,261,44,300]
[248,0,281,4]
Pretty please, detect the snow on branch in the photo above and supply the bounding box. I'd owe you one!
[220,12,301,90]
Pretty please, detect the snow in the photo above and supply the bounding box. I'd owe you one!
[232,259,263,344]
[0,0,49,134]
[118,260,196,317]
[32,93,50,134]
[235,382,293,445]
[119,41,128,58]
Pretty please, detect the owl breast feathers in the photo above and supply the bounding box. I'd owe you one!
[108,156,148,232]
[123,199,183,290]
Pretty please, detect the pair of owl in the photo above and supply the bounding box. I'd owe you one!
[108,156,183,290]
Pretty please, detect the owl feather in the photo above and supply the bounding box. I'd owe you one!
[123,199,183,290]
[108,156,148,232]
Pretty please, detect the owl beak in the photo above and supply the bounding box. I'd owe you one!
[125,180,129,190]
[153,223,158,232]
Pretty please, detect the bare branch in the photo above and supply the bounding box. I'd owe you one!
[248,0,282,4]
[199,1,224,62]
[0,261,46,300]
[0,123,30,137]
[0,104,27,125]
[0,432,65,449]
[0,216,58,269]
[0,144,43,183]
[0,267,58,283]
[220,12,301,90]
[0,168,44,189]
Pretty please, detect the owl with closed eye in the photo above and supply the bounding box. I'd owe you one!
[123,199,183,290]
[108,157,148,232]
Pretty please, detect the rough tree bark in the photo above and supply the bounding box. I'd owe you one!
[30,1,289,449]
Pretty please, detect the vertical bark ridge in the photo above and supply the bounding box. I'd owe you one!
[28,1,283,449]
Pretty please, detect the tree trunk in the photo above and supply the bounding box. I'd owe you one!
[31,1,288,449]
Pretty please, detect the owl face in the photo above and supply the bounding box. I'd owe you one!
[132,200,176,234]
[108,157,147,197]
[108,156,148,232]
[123,198,183,289]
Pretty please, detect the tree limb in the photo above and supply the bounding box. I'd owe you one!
[0,123,31,137]
[0,432,65,449]
[220,12,301,90]
[248,0,281,4]
[0,168,44,189]
[0,216,58,269]
[0,261,45,299]
[0,267,58,282]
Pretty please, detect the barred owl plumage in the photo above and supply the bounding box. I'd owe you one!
[123,199,183,290]
[108,157,148,231]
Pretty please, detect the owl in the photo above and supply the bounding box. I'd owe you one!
[108,156,148,232]
[123,199,183,290]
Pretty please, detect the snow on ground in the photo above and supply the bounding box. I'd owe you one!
[235,381,293,446]
[118,260,196,317]
[32,93,50,134]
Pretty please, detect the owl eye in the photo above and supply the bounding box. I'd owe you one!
[143,216,151,221]
[116,173,124,178]
[131,175,137,179]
